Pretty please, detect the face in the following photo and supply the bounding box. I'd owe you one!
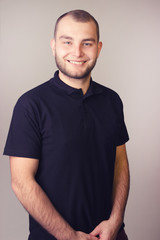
[51,16,102,81]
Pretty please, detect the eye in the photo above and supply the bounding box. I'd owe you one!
[83,42,92,47]
[64,41,72,45]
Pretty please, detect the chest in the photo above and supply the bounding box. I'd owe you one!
[40,95,120,149]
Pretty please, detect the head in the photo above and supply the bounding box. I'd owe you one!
[51,10,102,81]
[54,10,100,42]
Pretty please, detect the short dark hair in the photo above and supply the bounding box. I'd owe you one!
[54,9,100,42]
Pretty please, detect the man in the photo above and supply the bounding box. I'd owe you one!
[4,10,130,240]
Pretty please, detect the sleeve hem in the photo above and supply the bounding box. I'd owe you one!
[116,136,129,146]
[3,149,40,159]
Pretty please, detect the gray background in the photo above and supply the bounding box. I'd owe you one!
[1,0,160,239]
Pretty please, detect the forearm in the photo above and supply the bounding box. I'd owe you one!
[110,145,130,227]
[12,178,75,240]
[90,152,130,240]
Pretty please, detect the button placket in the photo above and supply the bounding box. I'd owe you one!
[80,99,88,130]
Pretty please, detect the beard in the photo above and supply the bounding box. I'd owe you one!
[55,53,97,80]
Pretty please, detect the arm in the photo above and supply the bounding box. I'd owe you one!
[110,144,130,226]
[90,144,130,240]
[10,156,98,240]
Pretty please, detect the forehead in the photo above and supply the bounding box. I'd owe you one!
[56,16,97,41]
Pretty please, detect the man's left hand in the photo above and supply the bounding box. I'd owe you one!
[90,220,120,240]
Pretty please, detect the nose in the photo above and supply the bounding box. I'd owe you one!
[72,44,83,57]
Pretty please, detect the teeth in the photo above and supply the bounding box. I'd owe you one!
[69,60,85,65]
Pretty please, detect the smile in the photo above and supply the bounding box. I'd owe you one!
[67,60,86,65]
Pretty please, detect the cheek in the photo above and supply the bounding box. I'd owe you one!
[57,48,70,58]
[87,48,98,59]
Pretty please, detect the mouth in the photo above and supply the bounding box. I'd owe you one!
[67,60,87,65]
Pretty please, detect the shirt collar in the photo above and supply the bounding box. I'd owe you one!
[51,70,104,98]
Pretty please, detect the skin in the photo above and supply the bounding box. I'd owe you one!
[90,145,130,240]
[50,16,102,94]
[10,15,130,240]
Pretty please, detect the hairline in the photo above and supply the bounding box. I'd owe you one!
[54,10,100,42]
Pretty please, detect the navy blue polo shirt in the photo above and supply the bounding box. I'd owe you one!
[4,71,129,240]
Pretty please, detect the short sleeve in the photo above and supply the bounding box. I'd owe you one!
[3,94,41,159]
[116,97,129,146]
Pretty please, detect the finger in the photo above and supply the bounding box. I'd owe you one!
[90,226,100,236]
[90,234,99,240]
[90,236,99,240]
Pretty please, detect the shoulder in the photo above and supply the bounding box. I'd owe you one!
[16,79,52,109]
[11,79,55,120]
[92,80,123,105]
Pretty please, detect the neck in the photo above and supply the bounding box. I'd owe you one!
[59,72,91,95]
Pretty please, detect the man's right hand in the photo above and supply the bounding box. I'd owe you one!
[74,231,99,240]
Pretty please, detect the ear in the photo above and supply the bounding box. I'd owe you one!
[97,41,102,57]
[50,39,56,56]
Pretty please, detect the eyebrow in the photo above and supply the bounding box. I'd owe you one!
[59,35,96,42]
[59,35,73,40]
[82,38,96,42]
